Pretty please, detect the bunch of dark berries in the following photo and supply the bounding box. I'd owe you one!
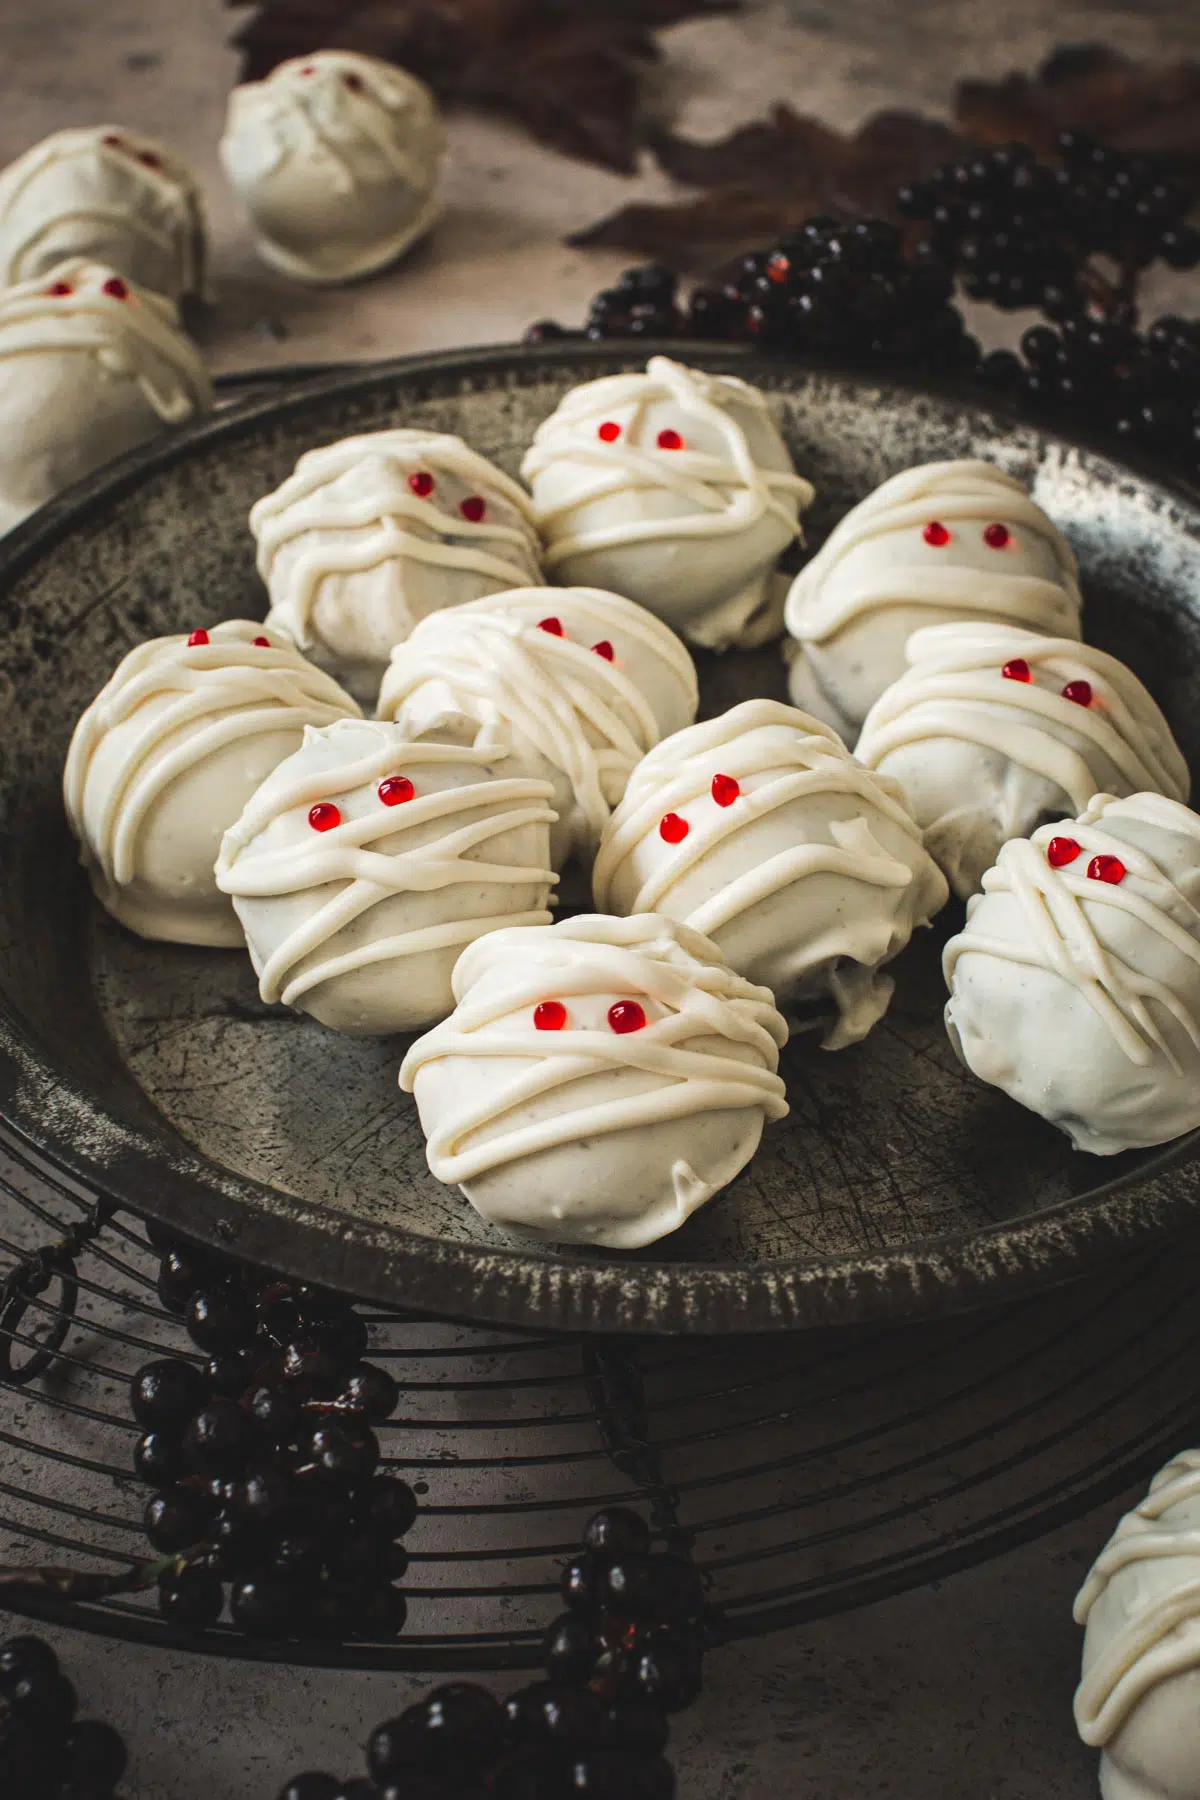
[131,1228,414,1640]
[0,1634,127,1799]
[275,1505,705,1800]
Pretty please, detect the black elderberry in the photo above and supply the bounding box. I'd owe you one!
[187,1280,257,1352]
[616,1630,703,1713]
[368,1683,505,1783]
[277,1777,342,1800]
[561,1551,602,1614]
[333,1363,401,1421]
[601,1553,703,1622]
[356,1475,418,1540]
[183,1399,259,1474]
[583,1507,651,1558]
[157,1244,221,1314]
[0,1634,58,1691]
[565,1749,676,1800]
[503,1679,610,1748]
[206,1345,262,1395]
[543,1611,596,1683]
[269,1529,326,1583]
[130,1357,209,1429]
[231,1569,300,1637]
[134,1427,185,1486]
[353,1584,408,1640]
[9,1667,77,1731]
[62,1718,128,1790]
[524,318,574,344]
[250,1382,305,1438]
[607,1698,670,1758]
[328,1528,408,1583]
[158,1564,224,1630]
[144,1487,213,1553]
[231,1463,298,1524]
[299,1420,380,1486]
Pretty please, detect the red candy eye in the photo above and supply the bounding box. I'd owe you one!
[300,64,316,75]
[459,496,486,522]
[253,636,270,647]
[538,617,564,636]
[534,1000,567,1031]
[102,276,129,299]
[408,471,435,498]
[591,640,614,660]
[1002,658,1032,683]
[378,775,415,807]
[1047,837,1081,868]
[984,523,1011,549]
[47,280,73,296]
[187,628,209,646]
[659,812,689,843]
[139,151,161,169]
[597,421,621,442]
[711,773,740,807]
[342,72,364,91]
[656,428,684,450]
[308,802,341,832]
[102,133,123,148]
[1062,679,1093,707]
[1088,854,1126,885]
[608,1000,647,1034]
[924,521,950,546]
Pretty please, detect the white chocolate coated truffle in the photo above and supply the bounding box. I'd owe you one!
[1076,1451,1200,1800]
[521,357,814,650]
[0,259,212,534]
[378,586,699,868]
[399,913,789,1248]
[0,127,207,304]
[784,459,1083,737]
[944,792,1200,1155]
[220,51,443,284]
[251,429,544,705]
[594,699,948,1047]
[215,718,557,1035]
[857,622,1189,900]
[64,621,359,947]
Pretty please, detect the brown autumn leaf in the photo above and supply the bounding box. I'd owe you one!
[956,43,1200,163]
[227,0,741,175]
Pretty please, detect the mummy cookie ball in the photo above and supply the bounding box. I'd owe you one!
[944,792,1200,1155]
[857,623,1189,900]
[1075,1450,1200,1800]
[215,718,556,1035]
[64,622,359,946]
[521,356,814,650]
[594,699,948,1046]
[0,127,207,304]
[399,913,789,1248]
[0,259,211,534]
[250,429,544,705]
[784,459,1083,737]
[378,586,699,868]
[220,51,443,284]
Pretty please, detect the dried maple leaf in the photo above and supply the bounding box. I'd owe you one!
[956,44,1200,163]
[227,0,740,174]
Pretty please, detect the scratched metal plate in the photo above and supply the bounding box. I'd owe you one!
[1,342,1199,1333]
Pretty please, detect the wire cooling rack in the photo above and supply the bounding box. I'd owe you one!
[3,1118,1199,1673]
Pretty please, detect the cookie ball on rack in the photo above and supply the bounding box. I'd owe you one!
[250,429,544,706]
[520,356,814,650]
[399,913,789,1248]
[593,699,948,1047]
[1075,1449,1200,1800]
[857,622,1189,900]
[220,51,443,284]
[64,622,359,947]
[944,792,1200,1154]
[0,259,211,534]
[215,717,557,1035]
[377,585,699,869]
[784,459,1083,738]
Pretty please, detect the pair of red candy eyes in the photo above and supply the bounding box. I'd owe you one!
[659,774,741,843]
[308,777,416,832]
[47,275,130,300]
[101,134,161,169]
[1002,660,1093,706]
[537,617,614,659]
[406,471,487,522]
[597,421,684,450]
[925,521,1012,549]
[1046,840,1126,883]
[187,629,270,648]
[299,66,364,91]
[534,999,647,1034]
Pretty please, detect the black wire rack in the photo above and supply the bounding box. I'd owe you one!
[3,1119,1199,1673]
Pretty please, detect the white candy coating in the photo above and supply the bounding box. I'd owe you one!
[64,621,359,946]
[857,622,1189,899]
[400,912,789,1248]
[251,429,544,705]
[220,51,443,284]
[215,717,557,1034]
[0,258,212,534]
[784,459,1083,736]
[1076,1451,1200,1800]
[377,586,699,868]
[0,127,207,304]
[944,792,1200,1154]
[521,357,814,650]
[594,699,948,1046]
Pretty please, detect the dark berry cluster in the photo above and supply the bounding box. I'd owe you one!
[276,1506,704,1800]
[132,1229,414,1640]
[0,1634,127,1799]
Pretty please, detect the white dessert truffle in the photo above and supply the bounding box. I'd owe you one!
[520,356,814,650]
[399,912,789,1248]
[1076,1450,1200,1800]
[215,717,557,1035]
[63,621,359,947]
[220,51,443,284]
[857,622,1189,900]
[593,699,948,1047]
[0,258,212,534]
[944,792,1200,1155]
[378,585,699,868]
[0,127,207,305]
[250,429,544,705]
[784,459,1083,737]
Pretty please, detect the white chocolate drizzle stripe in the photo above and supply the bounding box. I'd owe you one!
[278,908,554,1007]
